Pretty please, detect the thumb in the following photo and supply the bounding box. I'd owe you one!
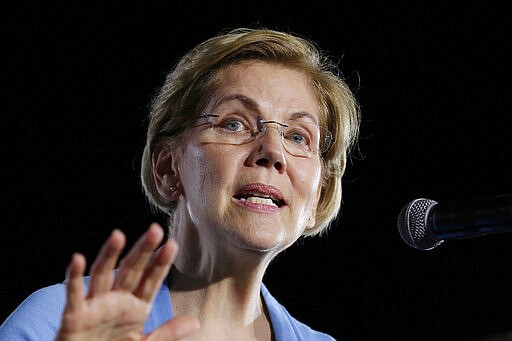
[145,315,200,340]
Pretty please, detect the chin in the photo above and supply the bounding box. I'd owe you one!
[222,219,302,255]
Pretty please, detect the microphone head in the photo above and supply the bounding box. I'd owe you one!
[397,198,443,250]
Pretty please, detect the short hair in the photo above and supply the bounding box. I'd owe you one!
[141,27,360,237]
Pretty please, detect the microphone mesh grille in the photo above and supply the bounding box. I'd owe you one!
[397,198,443,250]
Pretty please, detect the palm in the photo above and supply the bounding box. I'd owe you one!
[58,292,149,340]
[56,224,199,341]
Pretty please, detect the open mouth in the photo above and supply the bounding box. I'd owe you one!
[233,183,286,208]
[233,193,285,208]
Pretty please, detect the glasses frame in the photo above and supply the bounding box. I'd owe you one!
[194,113,334,157]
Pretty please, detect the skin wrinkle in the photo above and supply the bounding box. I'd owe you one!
[208,93,319,127]
[29,29,362,341]
[163,61,323,339]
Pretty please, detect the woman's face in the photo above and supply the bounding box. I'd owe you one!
[174,61,323,253]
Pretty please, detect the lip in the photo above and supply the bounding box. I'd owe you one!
[232,183,286,211]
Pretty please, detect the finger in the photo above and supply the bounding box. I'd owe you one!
[113,223,165,292]
[64,252,86,313]
[87,229,126,298]
[145,315,200,341]
[134,239,178,302]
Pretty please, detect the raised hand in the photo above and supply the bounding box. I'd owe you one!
[56,223,199,341]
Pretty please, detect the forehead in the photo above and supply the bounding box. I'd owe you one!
[209,61,321,123]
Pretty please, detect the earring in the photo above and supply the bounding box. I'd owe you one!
[170,182,180,193]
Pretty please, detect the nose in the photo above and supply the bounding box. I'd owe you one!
[245,125,287,173]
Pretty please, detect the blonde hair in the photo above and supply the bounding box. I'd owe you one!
[141,28,360,237]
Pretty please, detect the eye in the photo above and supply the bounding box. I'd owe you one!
[222,119,245,132]
[285,128,310,146]
[213,112,254,135]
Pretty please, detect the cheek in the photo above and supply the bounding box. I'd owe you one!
[296,159,322,200]
[179,146,248,230]
[298,161,322,229]
[180,145,238,202]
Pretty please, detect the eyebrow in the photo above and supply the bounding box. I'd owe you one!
[212,94,259,111]
[212,94,319,125]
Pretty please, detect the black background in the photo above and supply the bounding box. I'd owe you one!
[2,2,511,340]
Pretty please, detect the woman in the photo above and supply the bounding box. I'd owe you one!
[0,27,360,340]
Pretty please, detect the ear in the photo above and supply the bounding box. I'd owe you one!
[306,182,323,229]
[153,146,181,201]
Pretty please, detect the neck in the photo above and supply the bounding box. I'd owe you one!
[167,220,276,340]
[168,266,265,322]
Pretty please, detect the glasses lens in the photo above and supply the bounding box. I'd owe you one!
[198,112,332,157]
[281,120,332,157]
[319,126,334,153]
[279,121,314,157]
[200,111,257,144]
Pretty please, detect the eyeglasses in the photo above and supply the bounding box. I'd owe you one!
[193,111,334,158]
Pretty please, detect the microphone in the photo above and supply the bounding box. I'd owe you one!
[397,194,512,250]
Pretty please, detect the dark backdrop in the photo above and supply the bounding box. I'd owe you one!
[2,2,511,340]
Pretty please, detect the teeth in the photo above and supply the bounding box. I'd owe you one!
[240,196,277,207]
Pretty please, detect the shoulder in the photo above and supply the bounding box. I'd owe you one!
[0,282,67,341]
[261,284,336,341]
